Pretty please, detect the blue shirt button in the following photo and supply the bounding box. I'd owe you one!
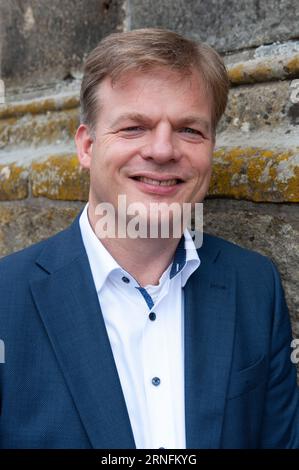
[149,312,156,321]
[152,377,161,386]
[122,276,130,283]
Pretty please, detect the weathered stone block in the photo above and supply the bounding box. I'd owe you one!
[0,200,83,257]
[129,0,299,53]
[219,80,297,133]
[227,53,299,85]
[209,147,299,202]
[31,154,89,200]
[0,93,79,120]
[0,0,124,88]
[0,109,79,148]
[0,163,28,200]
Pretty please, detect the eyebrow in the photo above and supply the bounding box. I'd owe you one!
[110,112,212,134]
[110,113,151,128]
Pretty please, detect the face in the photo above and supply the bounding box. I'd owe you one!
[76,67,215,228]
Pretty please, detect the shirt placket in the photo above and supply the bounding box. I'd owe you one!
[141,282,177,449]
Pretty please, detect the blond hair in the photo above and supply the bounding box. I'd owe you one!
[80,28,229,134]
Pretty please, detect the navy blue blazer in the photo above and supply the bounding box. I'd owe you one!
[0,214,298,448]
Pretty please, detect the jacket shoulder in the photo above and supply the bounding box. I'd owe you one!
[202,232,271,266]
[200,232,277,288]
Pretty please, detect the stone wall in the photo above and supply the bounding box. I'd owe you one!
[0,0,124,89]
[0,1,298,370]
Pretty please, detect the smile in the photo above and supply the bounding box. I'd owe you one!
[133,176,182,186]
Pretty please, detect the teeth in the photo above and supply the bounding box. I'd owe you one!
[137,176,178,186]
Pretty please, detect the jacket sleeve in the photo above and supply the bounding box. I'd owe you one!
[260,260,299,448]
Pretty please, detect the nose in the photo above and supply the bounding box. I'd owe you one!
[141,123,181,163]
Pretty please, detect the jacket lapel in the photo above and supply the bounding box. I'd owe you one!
[184,235,236,448]
[30,218,135,449]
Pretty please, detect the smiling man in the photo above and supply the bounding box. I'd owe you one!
[0,29,298,449]
[76,61,215,285]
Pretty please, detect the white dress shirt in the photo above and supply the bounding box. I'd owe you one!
[79,204,200,449]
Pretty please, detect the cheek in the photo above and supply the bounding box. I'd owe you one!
[104,140,138,168]
[192,155,212,179]
[90,146,115,175]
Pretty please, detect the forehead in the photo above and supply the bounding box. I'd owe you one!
[96,67,211,114]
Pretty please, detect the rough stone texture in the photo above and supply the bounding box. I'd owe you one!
[204,199,299,341]
[224,40,299,66]
[0,85,78,150]
[227,53,299,85]
[0,200,83,257]
[0,163,28,200]
[0,91,80,118]
[209,147,299,202]
[0,0,124,88]
[129,0,299,53]
[0,108,79,148]
[31,154,89,200]
[218,80,298,133]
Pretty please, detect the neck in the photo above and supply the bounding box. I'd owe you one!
[87,205,182,287]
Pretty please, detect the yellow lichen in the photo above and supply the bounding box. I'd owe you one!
[227,53,299,85]
[285,55,299,74]
[0,164,28,200]
[0,110,79,147]
[209,147,299,202]
[251,64,273,82]
[228,64,245,84]
[0,96,79,120]
[31,154,89,201]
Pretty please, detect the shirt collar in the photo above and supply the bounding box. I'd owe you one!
[79,203,200,292]
[79,204,121,293]
[176,227,201,287]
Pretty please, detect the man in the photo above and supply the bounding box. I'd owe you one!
[0,28,298,449]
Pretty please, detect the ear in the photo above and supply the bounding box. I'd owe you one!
[75,124,94,170]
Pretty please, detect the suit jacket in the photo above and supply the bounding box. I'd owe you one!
[0,214,298,449]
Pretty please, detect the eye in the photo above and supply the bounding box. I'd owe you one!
[118,126,146,138]
[180,127,202,136]
[178,127,206,142]
[121,126,144,132]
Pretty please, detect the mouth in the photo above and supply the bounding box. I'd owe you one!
[130,176,184,187]
[128,174,185,196]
